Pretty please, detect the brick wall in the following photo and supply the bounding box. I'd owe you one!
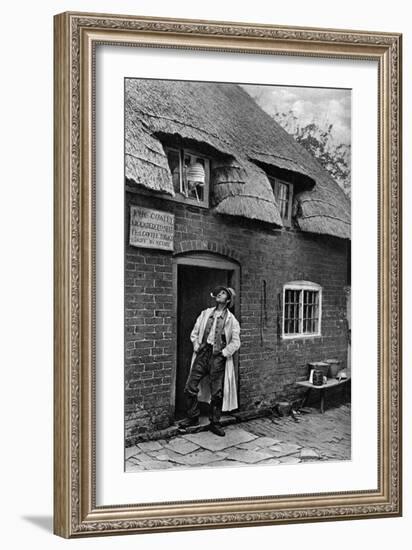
[125,191,349,438]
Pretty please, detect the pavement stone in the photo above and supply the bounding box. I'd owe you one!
[169,449,228,466]
[183,427,257,452]
[224,448,275,464]
[253,436,283,448]
[125,446,140,459]
[146,447,228,466]
[146,447,215,465]
[163,438,200,455]
[278,457,301,465]
[236,436,282,450]
[137,440,163,452]
[147,451,170,461]
[269,443,302,457]
[128,452,154,464]
[253,458,281,466]
[235,441,263,451]
[125,404,351,471]
[126,459,175,471]
[300,448,321,460]
[202,459,247,469]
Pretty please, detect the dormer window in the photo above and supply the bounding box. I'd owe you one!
[268,176,293,226]
[165,146,210,207]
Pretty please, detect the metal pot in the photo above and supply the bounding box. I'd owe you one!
[325,359,341,378]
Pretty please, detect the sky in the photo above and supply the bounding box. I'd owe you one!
[242,85,351,146]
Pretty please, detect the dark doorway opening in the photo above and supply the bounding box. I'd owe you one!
[175,261,239,419]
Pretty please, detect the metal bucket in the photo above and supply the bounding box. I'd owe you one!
[308,361,330,378]
[325,359,341,378]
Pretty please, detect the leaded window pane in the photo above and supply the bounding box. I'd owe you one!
[284,288,302,334]
[284,287,320,336]
[277,181,289,219]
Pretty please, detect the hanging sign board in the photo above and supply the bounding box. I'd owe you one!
[129,206,174,251]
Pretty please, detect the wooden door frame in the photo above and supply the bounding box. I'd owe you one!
[170,253,241,419]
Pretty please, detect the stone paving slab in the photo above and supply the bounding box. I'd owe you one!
[137,440,163,452]
[300,448,321,460]
[147,447,228,466]
[224,448,275,464]
[146,451,170,461]
[147,447,220,466]
[169,449,228,466]
[278,457,301,465]
[235,436,283,451]
[125,446,140,459]
[253,436,283,448]
[253,458,281,466]
[235,441,260,451]
[269,443,302,457]
[125,404,350,472]
[126,459,175,471]
[128,452,154,464]
[163,438,200,455]
[318,434,333,447]
[202,459,248,469]
[183,427,257,452]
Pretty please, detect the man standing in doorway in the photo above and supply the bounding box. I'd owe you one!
[179,287,240,437]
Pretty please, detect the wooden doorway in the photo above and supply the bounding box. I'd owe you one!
[173,254,240,419]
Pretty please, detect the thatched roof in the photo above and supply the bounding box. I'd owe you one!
[125,79,350,239]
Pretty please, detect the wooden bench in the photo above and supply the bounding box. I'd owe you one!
[296,377,351,414]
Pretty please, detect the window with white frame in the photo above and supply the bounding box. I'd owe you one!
[165,146,210,207]
[282,281,322,338]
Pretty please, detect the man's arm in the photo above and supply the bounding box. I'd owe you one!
[221,318,241,358]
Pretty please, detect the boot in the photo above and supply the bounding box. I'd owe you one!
[178,416,199,429]
[209,422,225,437]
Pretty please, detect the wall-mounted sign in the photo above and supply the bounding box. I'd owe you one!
[129,206,174,251]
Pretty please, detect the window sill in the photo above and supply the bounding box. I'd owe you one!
[281,333,322,341]
[169,193,209,209]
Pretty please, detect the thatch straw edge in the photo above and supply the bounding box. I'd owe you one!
[214,196,282,226]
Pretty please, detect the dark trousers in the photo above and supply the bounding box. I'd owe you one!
[184,343,226,424]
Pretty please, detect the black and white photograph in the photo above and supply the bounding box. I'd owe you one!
[124,78,351,472]
[0,0,407,543]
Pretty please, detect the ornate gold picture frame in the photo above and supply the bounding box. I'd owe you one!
[53,11,402,538]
